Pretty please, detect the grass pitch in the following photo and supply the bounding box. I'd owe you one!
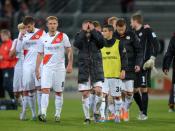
[0,95,175,131]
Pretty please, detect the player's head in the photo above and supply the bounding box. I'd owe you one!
[0,29,11,42]
[93,21,101,32]
[116,18,126,36]
[102,25,114,40]
[46,16,58,32]
[23,16,35,33]
[130,13,143,29]
[82,20,93,32]
[108,16,118,31]
[17,23,25,33]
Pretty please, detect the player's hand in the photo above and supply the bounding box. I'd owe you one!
[89,23,95,31]
[144,24,150,29]
[163,69,169,75]
[82,23,89,31]
[143,56,155,70]
[66,64,73,73]
[135,65,140,72]
[120,70,125,80]
[35,68,41,80]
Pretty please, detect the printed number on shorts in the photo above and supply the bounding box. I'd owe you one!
[116,86,121,92]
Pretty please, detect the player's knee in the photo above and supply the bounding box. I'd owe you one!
[82,91,89,98]
[114,96,121,100]
[134,88,140,93]
[126,92,133,97]
[94,86,102,96]
[141,88,148,93]
[41,88,50,94]
[23,91,29,96]
[108,95,114,104]
[55,92,62,96]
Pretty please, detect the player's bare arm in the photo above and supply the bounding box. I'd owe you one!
[66,47,73,73]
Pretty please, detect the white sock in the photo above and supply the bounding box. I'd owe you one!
[114,98,122,116]
[94,95,102,114]
[28,93,36,118]
[41,93,49,116]
[82,96,90,119]
[89,93,95,111]
[55,95,63,117]
[22,96,28,114]
[37,91,42,115]
[124,95,133,110]
[100,97,106,118]
[108,104,115,114]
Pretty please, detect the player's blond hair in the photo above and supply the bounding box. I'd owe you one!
[46,16,58,22]
[17,23,25,31]
[108,16,118,25]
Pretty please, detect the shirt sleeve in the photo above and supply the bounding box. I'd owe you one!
[16,32,25,52]
[10,39,17,51]
[63,33,71,48]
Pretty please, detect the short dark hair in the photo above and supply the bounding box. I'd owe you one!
[82,20,93,24]
[103,25,114,32]
[131,13,143,24]
[116,18,126,27]
[23,16,35,25]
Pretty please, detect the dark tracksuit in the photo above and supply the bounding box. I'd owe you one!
[163,34,175,109]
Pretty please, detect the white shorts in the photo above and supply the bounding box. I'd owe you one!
[13,67,23,92]
[78,80,102,91]
[102,78,123,97]
[122,80,134,92]
[23,65,36,91]
[41,67,65,92]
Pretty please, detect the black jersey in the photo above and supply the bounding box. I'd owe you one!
[135,26,159,63]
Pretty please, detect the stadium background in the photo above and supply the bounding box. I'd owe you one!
[0,0,174,95]
[0,0,174,96]
[0,0,175,131]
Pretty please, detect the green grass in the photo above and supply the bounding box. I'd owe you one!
[0,97,175,131]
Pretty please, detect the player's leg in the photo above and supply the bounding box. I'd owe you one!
[140,70,150,120]
[89,89,95,120]
[79,82,91,124]
[110,79,123,123]
[35,76,42,118]
[93,82,103,122]
[168,84,175,112]
[123,80,134,121]
[99,78,109,122]
[53,70,65,122]
[21,66,36,120]
[40,88,50,122]
[134,73,143,119]
[39,67,52,122]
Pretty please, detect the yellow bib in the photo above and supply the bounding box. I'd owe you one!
[101,39,121,78]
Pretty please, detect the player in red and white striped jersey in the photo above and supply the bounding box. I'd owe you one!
[16,16,45,121]
[36,16,73,122]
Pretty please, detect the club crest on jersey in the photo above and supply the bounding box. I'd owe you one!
[56,38,61,43]
[35,34,40,39]
[126,36,130,40]
[139,32,143,37]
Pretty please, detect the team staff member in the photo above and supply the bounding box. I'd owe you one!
[163,33,175,112]
[0,29,17,100]
[131,13,159,120]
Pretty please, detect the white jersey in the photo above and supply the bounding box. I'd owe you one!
[17,28,45,66]
[39,31,71,70]
[10,38,23,69]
